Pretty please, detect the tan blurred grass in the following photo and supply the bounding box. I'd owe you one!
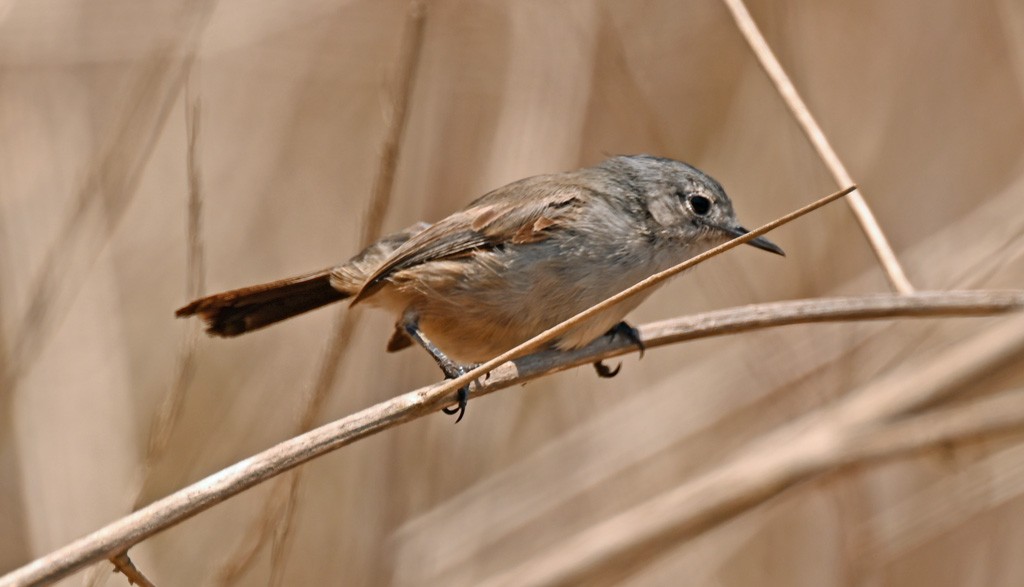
[2,0,1024,585]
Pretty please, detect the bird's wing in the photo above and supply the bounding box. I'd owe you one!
[351,177,585,303]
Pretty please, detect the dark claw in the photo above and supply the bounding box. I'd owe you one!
[439,364,471,423]
[593,360,622,378]
[607,321,645,359]
[441,385,469,423]
[593,322,643,379]
[443,363,484,423]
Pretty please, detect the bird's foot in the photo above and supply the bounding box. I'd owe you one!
[592,321,645,379]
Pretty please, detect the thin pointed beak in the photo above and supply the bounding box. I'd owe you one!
[723,225,785,256]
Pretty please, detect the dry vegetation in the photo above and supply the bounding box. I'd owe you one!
[2,0,1024,585]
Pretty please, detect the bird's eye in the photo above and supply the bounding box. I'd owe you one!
[687,195,712,216]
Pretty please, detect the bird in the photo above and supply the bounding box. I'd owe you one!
[176,155,784,421]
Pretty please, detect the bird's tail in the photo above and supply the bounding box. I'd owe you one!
[175,269,349,337]
[177,221,432,337]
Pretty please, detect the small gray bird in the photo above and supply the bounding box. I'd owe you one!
[176,155,783,420]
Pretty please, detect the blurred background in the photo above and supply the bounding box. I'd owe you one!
[2,0,1024,585]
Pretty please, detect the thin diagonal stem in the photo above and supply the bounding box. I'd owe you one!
[721,0,915,294]
[427,185,855,411]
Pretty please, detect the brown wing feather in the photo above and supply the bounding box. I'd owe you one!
[351,177,583,304]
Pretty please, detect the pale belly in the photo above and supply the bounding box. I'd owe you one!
[364,241,684,365]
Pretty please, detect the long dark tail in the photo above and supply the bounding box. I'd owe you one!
[175,269,348,337]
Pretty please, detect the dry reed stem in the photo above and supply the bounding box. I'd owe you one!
[141,73,207,475]
[2,289,1022,586]
[843,388,1024,463]
[3,0,216,390]
[214,3,428,583]
[184,80,207,303]
[94,70,209,587]
[476,314,1024,587]
[853,439,1024,563]
[5,57,181,385]
[88,70,207,587]
[359,0,427,249]
[721,0,915,294]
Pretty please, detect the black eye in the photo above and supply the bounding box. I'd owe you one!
[687,195,712,216]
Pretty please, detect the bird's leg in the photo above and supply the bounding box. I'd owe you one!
[593,321,645,378]
[403,316,471,423]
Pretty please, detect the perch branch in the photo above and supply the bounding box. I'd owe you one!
[2,290,1022,586]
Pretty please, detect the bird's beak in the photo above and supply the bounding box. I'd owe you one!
[721,225,785,256]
